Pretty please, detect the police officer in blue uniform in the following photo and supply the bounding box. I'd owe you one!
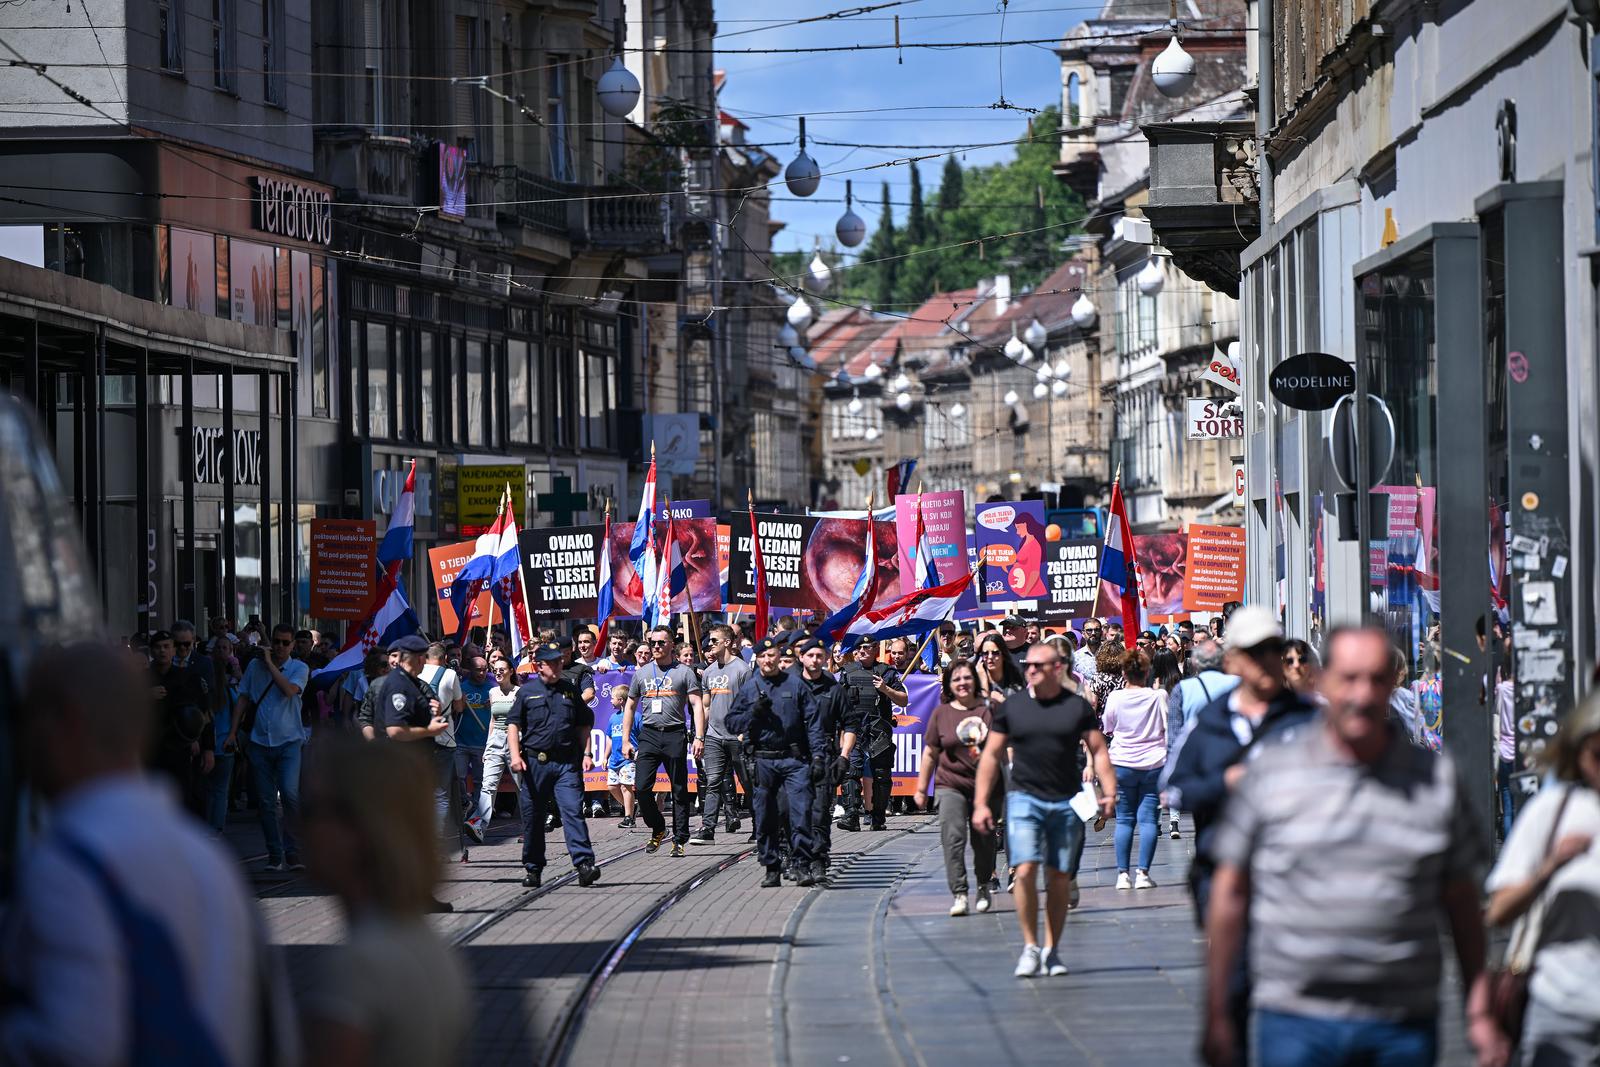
[507,642,601,889]
[726,637,827,888]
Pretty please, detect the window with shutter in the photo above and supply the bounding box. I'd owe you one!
[454,16,479,153]
[363,0,383,130]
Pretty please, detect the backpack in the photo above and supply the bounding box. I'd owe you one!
[518,681,577,755]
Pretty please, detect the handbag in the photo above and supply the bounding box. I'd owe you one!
[1486,785,1574,1041]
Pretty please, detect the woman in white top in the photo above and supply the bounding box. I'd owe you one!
[1484,693,1600,1066]
[1101,648,1168,891]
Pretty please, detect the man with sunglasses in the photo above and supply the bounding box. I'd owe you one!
[225,623,311,872]
[973,644,1114,978]
[622,628,706,857]
[693,624,751,844]
[1072,620,1103,685]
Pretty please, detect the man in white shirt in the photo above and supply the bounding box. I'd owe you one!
[1,642,296,1066]
[225,622,311,871]
[422,642,466,858]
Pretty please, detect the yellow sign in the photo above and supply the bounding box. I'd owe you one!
[457,464,524,533]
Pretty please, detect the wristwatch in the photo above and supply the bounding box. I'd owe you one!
[694,733,705,740]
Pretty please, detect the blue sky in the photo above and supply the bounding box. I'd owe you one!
[714,1,1098,256]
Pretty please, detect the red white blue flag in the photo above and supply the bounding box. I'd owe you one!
[817,498,879,646]
[595,505,615,647]
[839,569,974,651]
[1098,477,1140,649]
[749,495,770,642]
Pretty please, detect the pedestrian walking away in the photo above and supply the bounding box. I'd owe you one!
[914,658,1000,917]
[694,624,751,843]
[1,643,298,1066]
[1102,648,1168,891]
[507,642,600,888]
[1484,691,1600,1067]
[1201,625,1504,1067]
[726,637,827,887]
[974,642,1115,979]
[226,622,311,873]
[623,628,706,857]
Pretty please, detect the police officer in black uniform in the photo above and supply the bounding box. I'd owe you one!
[836,637,908,832]
[794,637,852,871]
[727,637,826,887]
[507,641,601,889]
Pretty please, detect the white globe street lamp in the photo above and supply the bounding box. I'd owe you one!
[847,393,863,415]
[895,391,912,411]
[949,401,965,418]
[785,117,822,197]
[1024,318,1047,349]
[1053,358,1071,379]
[1151,27,1196,97]
[1137,257,1166,296]
[863,361,882,379]
[1033,382,1049,400]
[1004,325,1031,364]
[597,56,642,117]
[1071,292,1097,328]
[807,250,832,292]
[1003,389,1019,405]
[865,426,880,441]
[786,297,813,330]
[889,372,910,393]
[1051,379,1068,397]
[835,179,866,248]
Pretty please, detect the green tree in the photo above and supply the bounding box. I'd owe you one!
[863,182,898,309]
[935,153,964,214]
[905,163,929,247]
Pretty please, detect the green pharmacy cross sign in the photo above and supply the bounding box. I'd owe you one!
[536,475,588,526]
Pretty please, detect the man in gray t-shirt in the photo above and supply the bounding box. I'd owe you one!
[692,625,751,842]
[623,627,706,854]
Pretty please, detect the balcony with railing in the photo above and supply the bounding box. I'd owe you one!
[495,166,573,239]
[315,131,416,207]
[583,190,671,252]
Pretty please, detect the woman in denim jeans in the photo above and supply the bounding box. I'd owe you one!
[1101,648,1168,890]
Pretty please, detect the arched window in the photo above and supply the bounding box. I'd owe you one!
[1067,72,1081,127]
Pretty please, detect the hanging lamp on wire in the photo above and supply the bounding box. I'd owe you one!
[836,180,867,247]
[949,400,966,418]
[786,295,813,330]
[1051,379,1068,397]
[597,18,643,117]
[1023,318,1047,349]
[1151,1,1196,98]
[1071,292,1097,328]
[1003,323,1031,364]
[785,117,822,197]
[847,392,863,415]
[1137,256,1166,296]
[807,247,832,293]
[778,322,799,348]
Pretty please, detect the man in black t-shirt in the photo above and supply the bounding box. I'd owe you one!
[974,642,1114,980]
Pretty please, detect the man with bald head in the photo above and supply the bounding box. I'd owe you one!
[1,644,295,1064]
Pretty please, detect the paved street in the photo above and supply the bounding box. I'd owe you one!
[230,813,1202,1063]
[221,805,1480,1066]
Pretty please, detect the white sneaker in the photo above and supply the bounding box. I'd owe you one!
[1115,871,1133,890]
[1014,945,1042,978]
[1042,949,1069,976]
[974,887,992,913]
[1134,870,1157,890]
[1170,824,1181,839]
[833,803,846,818]
[950,893,969,916]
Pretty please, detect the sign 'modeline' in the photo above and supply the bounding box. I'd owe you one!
[1268,352,1356,411]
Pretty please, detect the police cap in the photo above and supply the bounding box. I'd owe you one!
[388,634,429,654]
[533,641,566,662]
[1001,615,1030,630]
[752,636,783,654]
[554,634,575,650]
[795,637,828,655]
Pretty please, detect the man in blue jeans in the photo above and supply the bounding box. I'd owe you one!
[973,642,1115,979]
[1201,625,1503,1067]
[225,623,310,872]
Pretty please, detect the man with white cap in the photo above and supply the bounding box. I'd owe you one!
[1162,604,1317,1066]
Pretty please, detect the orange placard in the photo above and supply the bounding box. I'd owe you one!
[1182,524,1246,611]
[428,540,498,635]
[308,519,376,619]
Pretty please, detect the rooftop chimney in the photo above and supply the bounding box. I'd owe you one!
[993,274,1012,315]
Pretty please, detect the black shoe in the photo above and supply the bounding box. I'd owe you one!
[836,814,861,833]
[725,818,741,834]
[782,863,798,882]
[761,867,782,888]
[619,816,636,828]
[690,827,715,845]
[870,820,888,832]
[522,869,542,888]
[746,829,758,842]
[645,829,667,854]
[427,897,454,913]
[798,864,818,887]
[670,842,686,858]
[545,814,561,832]
[576,862,601,887]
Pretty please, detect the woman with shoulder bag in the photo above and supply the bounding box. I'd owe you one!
[1483,692,1600,1065]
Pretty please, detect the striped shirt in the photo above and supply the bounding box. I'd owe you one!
[1210,722,1484,1022]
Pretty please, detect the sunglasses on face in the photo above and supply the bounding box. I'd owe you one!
[648,639,670,647]
[1284,655,1307,666]
[981,648,1002,656]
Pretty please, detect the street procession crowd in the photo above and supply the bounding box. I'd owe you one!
[4,461,1600,1067]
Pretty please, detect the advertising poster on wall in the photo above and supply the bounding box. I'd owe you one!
[1041,536,1102,620]
[438,143,468,220]
[894,491,979,610]
[229,238,277,327]
[169,227,216,316]
[1182,524,1246,611]
[726,513,901,616]
[974,501,1048,605]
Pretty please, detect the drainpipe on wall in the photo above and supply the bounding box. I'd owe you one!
[1257,0,1273,227]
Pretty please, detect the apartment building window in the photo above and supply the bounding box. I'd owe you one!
[1067,73,1081,126]
[418,333,436,443]
[547,60,574,182]
[464,338,486,447]
[452,16,481,159]
[366,322,391,439]
[363,0,384,131]
[212,0,234,92]
[262,0,284,106]
[160,0,185,73]
[580,349,615,450]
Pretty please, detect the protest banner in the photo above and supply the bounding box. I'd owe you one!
[1041,536,1102,620]
[727,513,901,616]
[428,540,496,634]
[308,519,376,619]
[1138,532,1189,619]
[456,464,524,536]
[606,517,722,616]
[1183,524,1246,611]
[894,491,979,610]
[521,525,603,620]
[975,501,1048,604]
[890,674,941,795]
[583,667,706,793]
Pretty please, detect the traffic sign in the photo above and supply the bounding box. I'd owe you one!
[1328,392,1397,491]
